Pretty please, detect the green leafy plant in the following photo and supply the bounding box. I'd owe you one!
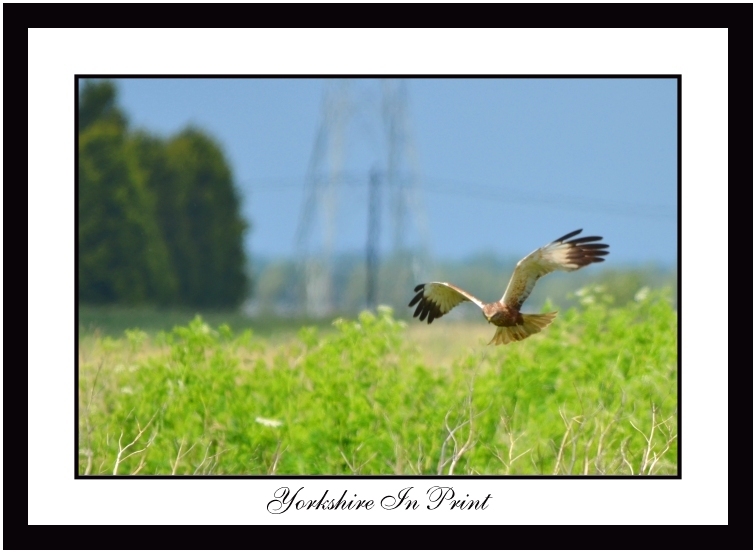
[79,289,677,475]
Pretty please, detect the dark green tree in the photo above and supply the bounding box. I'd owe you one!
[78,80,249,308]
[78,120,177,304]
[78,80,127,133]
[151,128,249,308]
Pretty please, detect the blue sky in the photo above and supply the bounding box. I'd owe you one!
[111,77,677,266]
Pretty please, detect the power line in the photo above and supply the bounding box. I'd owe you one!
[243,173,675,220]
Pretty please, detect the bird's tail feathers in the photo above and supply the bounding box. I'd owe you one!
[488,312,558,345]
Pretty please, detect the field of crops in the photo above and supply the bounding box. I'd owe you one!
[78,286,677,476]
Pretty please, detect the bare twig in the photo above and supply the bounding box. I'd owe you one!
[438,417,455,473]
[490,414,531,475]
[629,423,650,474]
[268,440,288,475]
[131,454,148,475]
[620,439,634,475]
[113,409,159,475]
[194,443,229,475]
[438,370,480,475]
[567,417,584,475]
[594,402,622,474]
[573,382,585,415]
[82,360,104,476]
[553,424,572,474]
[339,445,376,475]
[86,360,104,412]
[553,407,583,475]
[416,439,425,475]
[448,424,474,475]
[648,433,677,475]
[380,411,406,475]
[340,449,356,472]
[194,442,213,475]
[170,437,198,475]
[582,432,595,475]
[629,404,677,475]
[530,447,543,475]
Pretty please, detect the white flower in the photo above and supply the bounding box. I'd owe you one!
[634,286,650,302]
[255,417,283,428]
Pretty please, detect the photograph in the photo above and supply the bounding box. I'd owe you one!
[76,76,678,477]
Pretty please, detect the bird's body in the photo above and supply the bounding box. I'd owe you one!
[408,229,609,345]
[483,302,522,326]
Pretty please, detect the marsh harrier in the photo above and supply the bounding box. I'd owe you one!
[408,229,609,345]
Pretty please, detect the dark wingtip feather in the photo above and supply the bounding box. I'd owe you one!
[568,235,602,245]
[408,286,444,325]
[578,243,609,250]
[553,229,582,243]
[408,290,424,307]
[559,231,610,268]
[419,301,431,322]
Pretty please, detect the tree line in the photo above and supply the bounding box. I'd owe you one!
[250,253,677,317]
[78,80,248,308]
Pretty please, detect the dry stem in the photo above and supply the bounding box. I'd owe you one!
[113,409,159,475]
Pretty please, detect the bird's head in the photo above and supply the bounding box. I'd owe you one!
[482,303,496,322]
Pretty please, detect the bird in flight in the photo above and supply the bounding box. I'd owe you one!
[408,229,609,345]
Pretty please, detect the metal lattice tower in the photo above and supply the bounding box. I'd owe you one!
[295,79,430,316]
[381,79,431,293]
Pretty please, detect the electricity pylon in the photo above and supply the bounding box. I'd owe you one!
[295,79,430,316]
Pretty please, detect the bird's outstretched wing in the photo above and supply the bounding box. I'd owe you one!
[501,229,609,310]
[408,282,484,324]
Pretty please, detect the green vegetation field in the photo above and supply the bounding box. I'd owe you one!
[78,286,677,476]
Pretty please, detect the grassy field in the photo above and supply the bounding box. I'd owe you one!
[78,286,678,476]
[78,305,337,341]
